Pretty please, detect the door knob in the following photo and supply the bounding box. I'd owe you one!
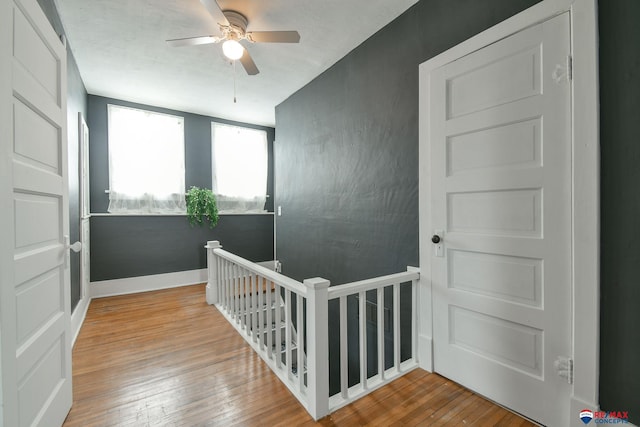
[431,234,441,244]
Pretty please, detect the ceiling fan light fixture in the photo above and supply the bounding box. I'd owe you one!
[222,39,244,60]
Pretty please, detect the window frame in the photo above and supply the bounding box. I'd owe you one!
[211,122,269,214]
[106,104,186,214]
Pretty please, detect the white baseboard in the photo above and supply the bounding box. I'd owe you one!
[71,295,91,347]
[90,268,208,299]
[418,334,433,372]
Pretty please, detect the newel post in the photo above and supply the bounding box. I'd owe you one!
[205,240,222,305]
[303,277,330,421]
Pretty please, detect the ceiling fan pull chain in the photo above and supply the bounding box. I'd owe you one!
[233,59,237,103]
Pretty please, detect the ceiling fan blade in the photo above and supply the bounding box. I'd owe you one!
[166,35,221,47]
[246,31,300,43]
[239,48,259,75]
[199,0,229,26]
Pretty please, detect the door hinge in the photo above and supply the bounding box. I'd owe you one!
[567,55,573,81]
[554,356,573,384]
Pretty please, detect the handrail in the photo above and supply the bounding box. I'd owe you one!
[213,247,307,295]
[327,270,420,300]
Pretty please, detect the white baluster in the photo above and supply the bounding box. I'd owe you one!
[229,263,234,319]
[377,286,385,380]
[266,281,273,359]
[234,265,240,322]
[393,283,400,370]
[217,257,223,306]
[359,291,367,390]
[339,295,348,400]
[297,293,304,391]
[285,289,292,378]
[245,270,251,335]
[240,268,246,329]
[221,260,226,311]
[227,261,233,313]
[275,284,282,369]
[252,274,258,343]
[225,260,231,312]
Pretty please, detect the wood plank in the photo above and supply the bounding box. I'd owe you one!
[63,284,536,426]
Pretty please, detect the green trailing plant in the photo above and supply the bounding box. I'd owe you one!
[186,186,219,229]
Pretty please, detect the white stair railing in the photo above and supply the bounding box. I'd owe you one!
[205,240,419,421]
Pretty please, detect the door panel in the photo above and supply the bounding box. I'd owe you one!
[447,117,541,175]
[16,269,63,344]
[429,13,571,426]
[13,5,60,100]
[449,305,543,377]
[14,100,60,171]
[447,189,541,236]
[447,249,542,306]
[1,0,72,425]
[446,44,541,119]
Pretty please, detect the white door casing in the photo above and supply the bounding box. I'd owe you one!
[418,1,600,427]
[430,12,571,425]
[0,0,73,425]
[79,112,90,300]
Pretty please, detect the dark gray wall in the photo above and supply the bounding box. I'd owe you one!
[37,0,88,311]
[599,0,640,423]
[90,215,274,281]
[275,0,540,396]
[88,95,274,281]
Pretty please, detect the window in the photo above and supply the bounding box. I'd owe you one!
[212,123,268,213]
[107,105,185,213]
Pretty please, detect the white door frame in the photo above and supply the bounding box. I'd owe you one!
[0,0,13,418]
[418,0,599,424]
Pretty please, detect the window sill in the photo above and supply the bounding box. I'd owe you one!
[89,212,275,217]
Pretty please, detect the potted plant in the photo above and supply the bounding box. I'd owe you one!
[186,186,219,229]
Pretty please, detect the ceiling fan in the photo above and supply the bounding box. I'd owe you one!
[166,0,301,75]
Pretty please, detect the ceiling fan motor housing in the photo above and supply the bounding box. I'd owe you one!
[222,10,249,39]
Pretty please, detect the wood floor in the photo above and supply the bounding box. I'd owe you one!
[63,284,535,426]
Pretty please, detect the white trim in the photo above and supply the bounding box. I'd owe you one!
[417,335,433,372]
[418,1,599,425]
[569,1,600,422]
[71,296,91,347]
[417,44,433,373]
[90,268,208,298]
[0,0,13,421]
[88,212,275,217]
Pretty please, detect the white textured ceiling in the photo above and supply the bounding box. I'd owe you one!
[56,0,419,127]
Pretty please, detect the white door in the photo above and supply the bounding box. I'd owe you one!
[0,0,73,425]
[428,13,571,426]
